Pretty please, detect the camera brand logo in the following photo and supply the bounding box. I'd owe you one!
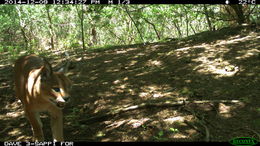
[230,137,258,146]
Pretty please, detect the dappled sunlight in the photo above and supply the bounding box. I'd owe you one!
[89,76,98,81]
[96,91,116,99]
[163,116,185,124]
[105,119,127,130]
[116,50,127,54]
[194,55,240,78]
[1,100,24,119]
[93,99,110,114]
[164,31,259,80]
[146,59,162,67]
[0,84,10,89]
[184,129,197,136]
[16,135,32,141]
[105,118,150,131]
[217,102,245,118]
[150,44,168,50]
[172,133,188,139]
[191,45,233,76]
[218,103,232,118]
[106,67,120,73]
[104,60,113,63]
[81,55,97,60]
[0,62,12,69]
[127,118,150,128]
[8,128,22,136]
[5,110,24,119]
[1,22,259,141]
[0,64,10,68]
[138,84,178,100]
[236,48,260,60]
[134,52,146,58]
[116,47,138,54]
[111,83,128,95]
[217,32,258,45]
[111,78,136,97]
[135,71,150,77]
[128,60,138,66]
[176,44,207,52]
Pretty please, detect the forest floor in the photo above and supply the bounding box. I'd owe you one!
[0,25,259,142]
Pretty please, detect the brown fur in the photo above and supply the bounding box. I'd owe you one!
[14,54,72,141]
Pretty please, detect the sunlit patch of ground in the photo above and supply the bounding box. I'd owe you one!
[0,25,259,141]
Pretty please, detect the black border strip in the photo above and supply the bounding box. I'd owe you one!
[1,0,251,4]
[1,142,232,146]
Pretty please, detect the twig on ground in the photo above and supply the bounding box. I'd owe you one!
[79,99,242,124]
[183,107,210,142]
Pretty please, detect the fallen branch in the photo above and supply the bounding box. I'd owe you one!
[197,117,210,142]
[184,120,204,134]
[0,124,12,135]
[185,100,241,104]
[79,99,241,124]
[183,108,210,142]
[232,127,260,140]
[79,100,185,124]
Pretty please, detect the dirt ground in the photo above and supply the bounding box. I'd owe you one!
[0,25,259,142]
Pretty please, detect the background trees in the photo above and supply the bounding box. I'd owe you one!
[0,5,259,54]
[0,4,259,142]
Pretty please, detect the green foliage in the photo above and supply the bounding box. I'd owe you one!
[239,97,251,103]
[169,128,179,133]
[153,130,166,141]
[0,46,4,53]
[96,131,106,137]
[0,5,258,55]
[252,119,260,127]
[153,130,169,141]
[141,124,147,130]
[66,107,81,127]
[152,127,179,141]
[180,87,194,97]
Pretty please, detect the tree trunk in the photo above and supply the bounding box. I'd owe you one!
[143,17,160,40]
[184,8,189,36]
[189,23,196,34]
[203,4,213,31]
[123,6,144,42]
[76,5,86,49]
[229,5,245,25]
[107,29,126,44]
[91,27,97,45]
[80,5,86,49]
[45,5,55,50]
[173,21,182,38]
[15,6,28,50]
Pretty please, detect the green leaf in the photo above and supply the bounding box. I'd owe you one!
[158,131,164,137]
[169,128,179,133]
[96,131,106,137]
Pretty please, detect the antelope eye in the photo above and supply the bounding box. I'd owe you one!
[52,88,60,92]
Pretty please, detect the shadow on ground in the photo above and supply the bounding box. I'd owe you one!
[0,25,259,141]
